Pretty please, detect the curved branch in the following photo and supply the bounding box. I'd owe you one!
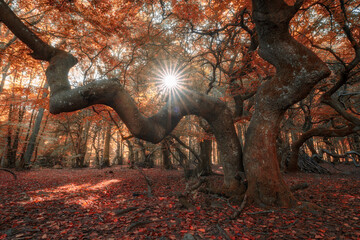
[288,125,359,171]
[0,0,57,60]
[322,96,360,126]
[321,149,360,167]
[170,134,202,164]
[0,0,243,189]
[0,168,17,180]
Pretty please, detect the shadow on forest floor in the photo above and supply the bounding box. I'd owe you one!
[0,165,359,239]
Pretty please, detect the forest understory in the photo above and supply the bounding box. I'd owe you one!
[1,164,359,240]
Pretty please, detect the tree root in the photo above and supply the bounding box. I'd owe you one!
[114,207,138,216]
[216,224,231,240]
[134,165,153,197]
[126,218,170,232]
[0,168,17,180]
[177,177,207,210]
[290,182,309,192]
[228,195,247,219]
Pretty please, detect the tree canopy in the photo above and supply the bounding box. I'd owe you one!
[0,0,359,208]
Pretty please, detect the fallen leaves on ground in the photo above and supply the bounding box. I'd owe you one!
[0,164,359,239]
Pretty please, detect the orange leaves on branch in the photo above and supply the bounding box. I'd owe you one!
[173,2,202,22]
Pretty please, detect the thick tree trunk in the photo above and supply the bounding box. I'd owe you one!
[0,0,243,191]
[244,0,331,206]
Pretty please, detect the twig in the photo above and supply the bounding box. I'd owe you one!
[170,134,202,164]
[216,224,231,240]
[185,177,206,193]
[114,207,138,216]
[229,195,247,219]
[247,210,275,215]
[278,219,298,229]
[178,177,207,210]
[134,165,153,197]
[126,218,169,232]
[0,168,17,180]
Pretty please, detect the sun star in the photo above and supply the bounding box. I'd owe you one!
[163,74,178,89]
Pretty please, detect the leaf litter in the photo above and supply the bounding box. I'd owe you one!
[0,165,359,239]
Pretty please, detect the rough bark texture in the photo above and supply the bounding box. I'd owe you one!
[244,0,331,206]
[0,0,243,191]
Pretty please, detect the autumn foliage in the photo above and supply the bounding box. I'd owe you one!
[0,0,359,230]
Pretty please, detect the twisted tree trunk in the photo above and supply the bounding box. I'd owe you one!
[243,0,331,206]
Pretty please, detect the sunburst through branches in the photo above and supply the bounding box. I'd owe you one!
[154,62,187,97]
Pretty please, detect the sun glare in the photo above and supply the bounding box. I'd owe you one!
[154,62,187,96]
[163,74,178,89]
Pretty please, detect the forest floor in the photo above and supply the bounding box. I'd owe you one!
[0,164,359,240]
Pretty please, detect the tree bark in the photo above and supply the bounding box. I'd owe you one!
[0,0,243,191]
[244,0,331,206]
[102,122,111,167]
[162,139,172,170]
[197,139,212,176]
[23,84,49,168]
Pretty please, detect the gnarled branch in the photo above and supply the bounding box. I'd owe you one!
[0,0,243,190]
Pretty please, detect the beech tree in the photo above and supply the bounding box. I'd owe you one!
[1,0,359,208]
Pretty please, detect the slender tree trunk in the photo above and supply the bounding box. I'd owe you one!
[18,108,37,168]
[102,122,111,167]
[4,104,13,168]
[351,134,360,161]
[197,119,213,175]
[197,140,212,175]
[127,139,135,168]
[11,106,25,168]
[114,132,123,165]
[0,62,10,93]
[162,140,172,170]
[79,119,91,166]
[33,113,49,164]
[22,108,45,167]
